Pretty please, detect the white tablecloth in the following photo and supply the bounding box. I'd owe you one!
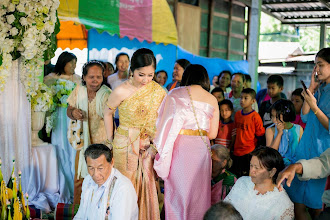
[27,144,60,212]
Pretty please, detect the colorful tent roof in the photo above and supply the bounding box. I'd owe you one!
[57,0,178,47]
[57,21,87,50]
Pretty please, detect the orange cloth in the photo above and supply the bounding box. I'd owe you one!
[169,81,177,91]
[214,121,236,149]
[233,110,265,156]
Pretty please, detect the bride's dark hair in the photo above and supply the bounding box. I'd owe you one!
[130,48,156,73]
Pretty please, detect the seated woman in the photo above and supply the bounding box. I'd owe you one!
[211,144,237,205]
[224,147,294,220]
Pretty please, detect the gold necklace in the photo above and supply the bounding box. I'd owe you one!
[186,87,212,155]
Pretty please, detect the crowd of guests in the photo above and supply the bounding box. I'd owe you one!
[42,47,330,220]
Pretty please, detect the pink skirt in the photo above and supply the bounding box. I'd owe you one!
[164,134,212,220]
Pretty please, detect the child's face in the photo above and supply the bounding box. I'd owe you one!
[220,104,232,120]
[271,109,283,124]
[240,93,255,109]
[291,95,304,114]
[267,83,283,98]
[212,91,224,103]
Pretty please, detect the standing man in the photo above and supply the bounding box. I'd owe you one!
[74,144,138,220]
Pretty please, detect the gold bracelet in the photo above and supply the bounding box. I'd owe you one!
[314,109,318,115]
[150,144,158,152]
[106,139,112,144]
[106,103,116,111]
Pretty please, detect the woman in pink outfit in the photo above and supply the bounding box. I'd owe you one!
[154,64,219,220]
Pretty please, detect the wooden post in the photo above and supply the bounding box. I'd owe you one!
[227,0,233,60]
[247,0,261,90]
[207,0,215,57]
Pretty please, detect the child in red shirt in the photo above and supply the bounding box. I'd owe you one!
[230,88,265,177]
[215,100,236,149]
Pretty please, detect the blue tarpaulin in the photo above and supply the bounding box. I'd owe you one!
[88,28,249,87]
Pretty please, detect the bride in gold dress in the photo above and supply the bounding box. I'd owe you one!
[104,48,166,220]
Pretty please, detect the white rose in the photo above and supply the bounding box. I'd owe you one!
[1,0,10,8]
[6,14,16,24]
[0,9,6,17]
[39,34,46,42]
[17,4,25,12]
[10,27,18,36]
[8,3,15,12]
[20,17,28,26]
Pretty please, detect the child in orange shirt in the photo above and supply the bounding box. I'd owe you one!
[215,100,236,149]
[230,88,265,177]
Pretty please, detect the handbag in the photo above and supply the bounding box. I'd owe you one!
[67,91,84,150]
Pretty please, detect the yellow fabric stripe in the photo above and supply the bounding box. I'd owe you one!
[179,129,208,136]
[152,0,178,45]
[58,0,80,23]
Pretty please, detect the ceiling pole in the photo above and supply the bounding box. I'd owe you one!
[247,0,262,91]
[320,24,327,49]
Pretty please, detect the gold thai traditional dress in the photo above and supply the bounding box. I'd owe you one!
[113,81,166,220]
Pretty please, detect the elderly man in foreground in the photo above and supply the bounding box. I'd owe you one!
[74,144,138,220]
[277,147,330,220]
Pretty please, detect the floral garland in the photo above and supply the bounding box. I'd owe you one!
[0,0,60,97]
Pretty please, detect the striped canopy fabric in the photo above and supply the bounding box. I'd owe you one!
[58,0,178,45]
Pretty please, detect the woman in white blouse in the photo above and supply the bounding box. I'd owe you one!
[224,147,294,220]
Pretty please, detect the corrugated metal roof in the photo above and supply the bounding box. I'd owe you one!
[262,0,330,26]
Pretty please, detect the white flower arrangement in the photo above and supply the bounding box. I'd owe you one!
[30,82,54,112]
[45,79,76,134]
[0,0,60,96]
[51,79,76,108]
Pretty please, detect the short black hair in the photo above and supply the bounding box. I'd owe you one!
[156,70,168,78]
[219,99,234,111]
[244,74,251,82]
[176,59,190,70]
[270,99,296,122]
[114,52,130,72]
[218,70,232,80]
[81,60,105,85]
[54,51,77,75]
[84,144,113,163]
[232,72,246,83]
[316,47,330,63]
[267,75,284,88]
[292,88,304,101]
[181,64,210,91]
[241,88,256,99]
[251,147,285,184]
[105,62,114,71]
[211,87,224,98]
[130,48,156,73]
[204,201,243,220]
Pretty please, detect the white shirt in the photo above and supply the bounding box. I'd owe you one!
[224,176,294,220]
[107,72,127,90]
[74,168,138,220]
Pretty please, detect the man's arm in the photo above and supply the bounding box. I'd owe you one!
[298,147,330,181]
[277,148,330,189]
